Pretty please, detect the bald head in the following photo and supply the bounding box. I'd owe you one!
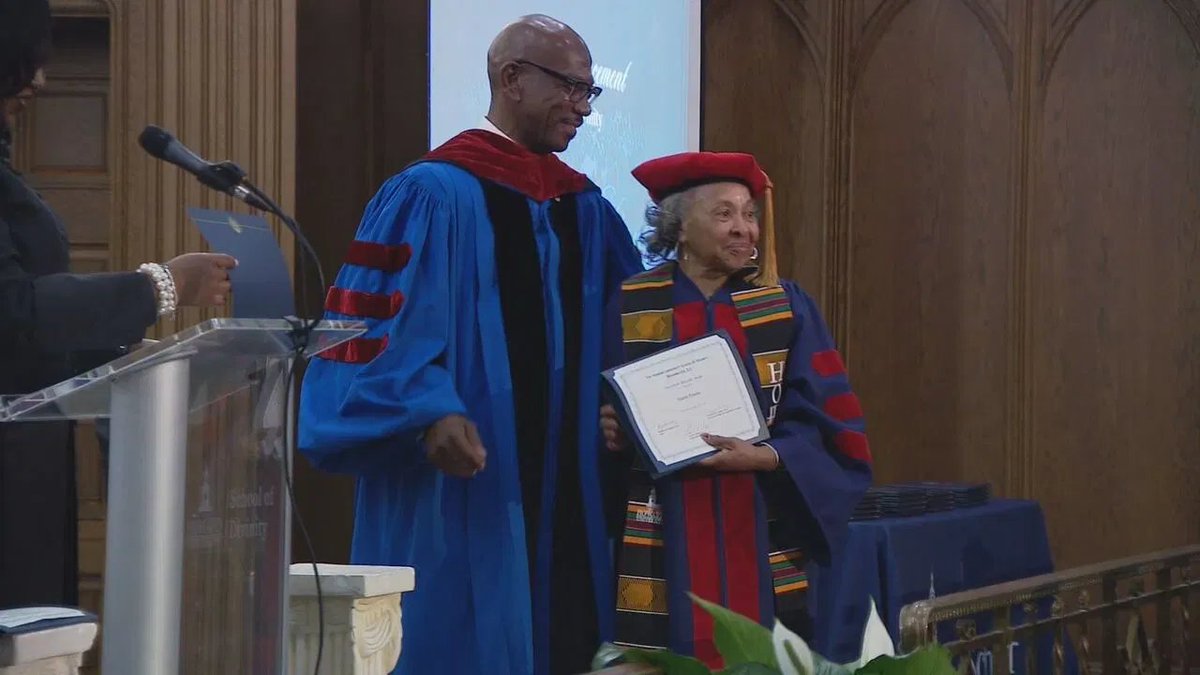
[483,14,595,155]
[487,14,589,91]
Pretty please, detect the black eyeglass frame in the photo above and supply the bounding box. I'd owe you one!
[515,59,603,104]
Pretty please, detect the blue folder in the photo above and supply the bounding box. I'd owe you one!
[186,207,295,319]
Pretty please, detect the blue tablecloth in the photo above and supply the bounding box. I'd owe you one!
[808,499,1053,663]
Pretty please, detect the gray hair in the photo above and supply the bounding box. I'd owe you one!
[639,191,692,264]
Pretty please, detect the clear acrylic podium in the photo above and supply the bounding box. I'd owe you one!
[0,318,366,675]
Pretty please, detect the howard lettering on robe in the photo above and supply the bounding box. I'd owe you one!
[298,130,642,675]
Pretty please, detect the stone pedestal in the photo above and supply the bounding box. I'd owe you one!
[289,564,415,675]
[0,622,98,675]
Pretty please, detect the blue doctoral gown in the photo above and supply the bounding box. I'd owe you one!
[299,132,642,675]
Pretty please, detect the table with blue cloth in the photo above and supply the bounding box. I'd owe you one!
[808,499,1054,663]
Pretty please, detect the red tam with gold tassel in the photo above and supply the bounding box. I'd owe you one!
[632,151,778,285]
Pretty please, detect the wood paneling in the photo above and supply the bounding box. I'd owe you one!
[31,94,106,169]
[107,0,296,336]
[848,0,1015,494]
[108,0,297,455]
[700,0,1200,568]
[702,0,828,299]
[1029,0,1200,565]
[292,0,430,564]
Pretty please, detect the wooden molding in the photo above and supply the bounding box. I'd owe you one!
[824,0,854,351]
[1164,0,1200,60]
[852,0,1015,93]
[771,0,829,92]
[1040,0,1097,87]
[50,0,110,18]
[1005,0,1042,500]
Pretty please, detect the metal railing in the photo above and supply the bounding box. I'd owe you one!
[899,546,1200,675]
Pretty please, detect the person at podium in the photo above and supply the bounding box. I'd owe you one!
[298,14,642,675]
[599,152,873,667]
[0,0,235,609]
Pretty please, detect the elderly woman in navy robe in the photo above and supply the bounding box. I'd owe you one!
[600,151,872,668]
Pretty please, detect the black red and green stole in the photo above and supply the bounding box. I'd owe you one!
[612,263,808,668]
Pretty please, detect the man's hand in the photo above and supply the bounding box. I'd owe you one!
[600,405,629,452]
[697,433,778,472]
[424,414,487,478]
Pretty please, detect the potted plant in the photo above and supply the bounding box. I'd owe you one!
[591,594,954,675]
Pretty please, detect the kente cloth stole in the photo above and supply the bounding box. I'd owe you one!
[611,265,804,652]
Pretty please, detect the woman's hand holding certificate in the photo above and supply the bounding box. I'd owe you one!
[697,433,779,472]
[602,332,769,477]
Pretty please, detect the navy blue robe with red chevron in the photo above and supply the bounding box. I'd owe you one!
[603,264,872,669]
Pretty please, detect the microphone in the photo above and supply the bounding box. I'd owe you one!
[137,125,270,211]
[136,123,328,343]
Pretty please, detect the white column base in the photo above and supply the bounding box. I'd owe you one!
[288,564,415,675]
[0,653,84,675]
[0,622,97,675]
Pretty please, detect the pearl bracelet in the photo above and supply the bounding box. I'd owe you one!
[137,262,178,317]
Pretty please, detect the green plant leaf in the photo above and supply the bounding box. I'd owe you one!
[720,663,781,674]
[854,645,955,675]
[623,647,713,675]
[814,656,856,675]
[689,592,779,669]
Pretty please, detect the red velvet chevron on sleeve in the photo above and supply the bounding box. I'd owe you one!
[344,241,412,272]
[315,336,389,364]
[324,288,405,319]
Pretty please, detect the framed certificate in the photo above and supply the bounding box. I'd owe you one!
[602,330,769,478]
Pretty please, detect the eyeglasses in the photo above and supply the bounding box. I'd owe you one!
[515,60,603,104]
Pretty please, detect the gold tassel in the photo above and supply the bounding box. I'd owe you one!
[752,181,780,286]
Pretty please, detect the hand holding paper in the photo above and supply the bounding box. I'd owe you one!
[697,433,778,472]
[600,404,630,453]
[165,252,237,306]
[187,208,294,318]
[602,332,768,477]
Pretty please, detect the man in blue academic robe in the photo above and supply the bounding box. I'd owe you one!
[298,14,643,675]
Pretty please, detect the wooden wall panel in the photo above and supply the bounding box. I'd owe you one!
[697,0,1200,569]
[293,0,430,564]
[107,0,296,336]
[292,0,373,565]
[846,0,1016,491]
[1029,0,1200,566]
[702,0,828,299]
